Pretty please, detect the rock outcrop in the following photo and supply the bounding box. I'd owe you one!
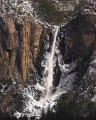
[60,13,96,64]
[0,16,43,82]
[58,2,96,95]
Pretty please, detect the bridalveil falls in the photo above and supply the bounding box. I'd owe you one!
[15,26,62,118]
[43,26,59,100]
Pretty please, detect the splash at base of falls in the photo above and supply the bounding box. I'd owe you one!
[14,83,62,119]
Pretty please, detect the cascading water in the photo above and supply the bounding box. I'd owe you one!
[43,26,59,100]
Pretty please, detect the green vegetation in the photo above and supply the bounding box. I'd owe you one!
[32,0,89,25]
[33,0,65,24]
[0,92,96,120]
[32,0,78,24]
[40,93,96,120]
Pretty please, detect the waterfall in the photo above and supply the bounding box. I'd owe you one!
[14,25,73,119]
[43,26,59,100]
[14,26,60,118]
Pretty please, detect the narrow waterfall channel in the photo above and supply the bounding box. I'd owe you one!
[43,26,59,100]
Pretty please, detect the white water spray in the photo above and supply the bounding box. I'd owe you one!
[43,26,59,100]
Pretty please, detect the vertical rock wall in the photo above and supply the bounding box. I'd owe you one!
[0,16,43,82]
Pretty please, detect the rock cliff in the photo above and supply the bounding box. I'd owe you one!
[0,16,43,82]
[0,0,96,119]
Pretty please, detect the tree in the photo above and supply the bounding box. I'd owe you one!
[0,0,33,16]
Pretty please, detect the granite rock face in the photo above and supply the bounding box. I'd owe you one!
[63,14,96,63]
[59,9,96,96]
[0,0,96,117]
[0,16,43,82]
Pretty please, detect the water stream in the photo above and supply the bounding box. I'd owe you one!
[43,26,59,100]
